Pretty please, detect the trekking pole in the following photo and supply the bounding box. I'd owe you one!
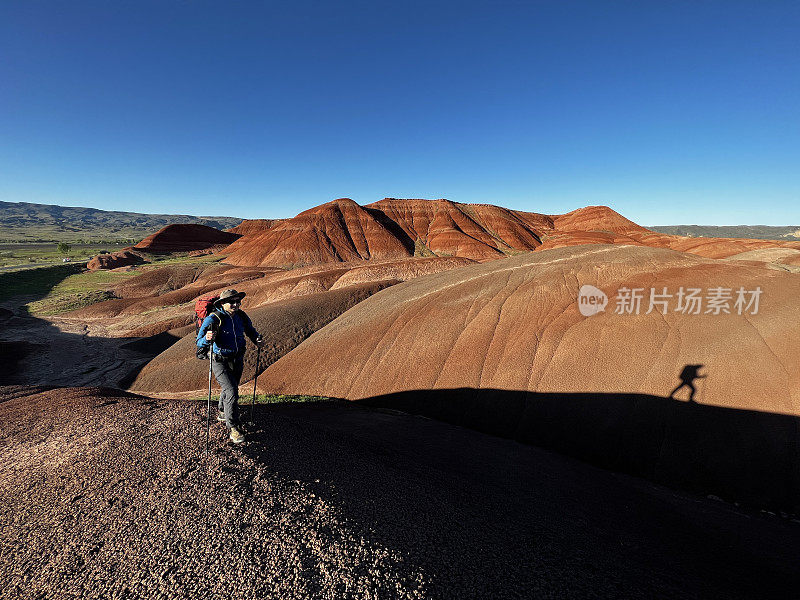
[205,348,213,456]
[249,346,261,425]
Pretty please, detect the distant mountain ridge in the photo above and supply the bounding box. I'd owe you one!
[0,200,244,242]
[649,225,800,240]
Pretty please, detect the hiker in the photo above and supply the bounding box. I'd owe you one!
[196,289,264,444]
[669,364,706,403]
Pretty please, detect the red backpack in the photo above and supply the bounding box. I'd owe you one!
[194,295,220,331]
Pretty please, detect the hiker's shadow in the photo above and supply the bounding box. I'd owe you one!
[669,364,707,403]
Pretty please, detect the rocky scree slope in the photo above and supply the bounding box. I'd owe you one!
[2,385,800,599]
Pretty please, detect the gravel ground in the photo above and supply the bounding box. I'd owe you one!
[2,385,799,599]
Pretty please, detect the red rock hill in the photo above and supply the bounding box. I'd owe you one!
[134,223,240,253]
[226,219,283,235]
[87,249,147,270]
[222,198,412,267]
[223,198,561,267]
[221,199,707,268]
[365,198,544,260]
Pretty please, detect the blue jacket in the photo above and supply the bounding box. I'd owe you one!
[197,309,259,358]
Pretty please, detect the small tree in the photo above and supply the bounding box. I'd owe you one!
[57,242,71,254]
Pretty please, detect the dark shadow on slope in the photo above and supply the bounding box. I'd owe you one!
[0,305,180,388]
[116,330,190,388]
[345,388,800,512]
[0,264,168,387]
[120,329,186,355]
[0,341,46,385]
[0,262,85,303]
[237,398,800,599]
[5,387,800,599]
[363,207,416,255]
[2,280,398,392]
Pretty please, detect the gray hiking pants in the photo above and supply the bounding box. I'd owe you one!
[212,354,244,429]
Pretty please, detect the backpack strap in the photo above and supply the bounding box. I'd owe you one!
[209,310,223,331]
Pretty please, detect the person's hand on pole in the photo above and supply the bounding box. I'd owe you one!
[206,330,216,341]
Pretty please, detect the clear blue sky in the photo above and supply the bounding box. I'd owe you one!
[1,1,798,224]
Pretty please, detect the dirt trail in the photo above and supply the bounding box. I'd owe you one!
[2,386,799,599]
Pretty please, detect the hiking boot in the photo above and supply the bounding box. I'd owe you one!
[216,410,226,422]
[229,427,245,444]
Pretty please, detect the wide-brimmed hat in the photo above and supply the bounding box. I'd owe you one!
[214,289,246,307]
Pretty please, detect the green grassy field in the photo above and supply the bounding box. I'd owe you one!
[0,242,130,271]
[0,263,136,312]
[0,263,89,300]
[196,393,333,404]
[0,253,226,316]
[24,269,138,316]
[0,226,140,244]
